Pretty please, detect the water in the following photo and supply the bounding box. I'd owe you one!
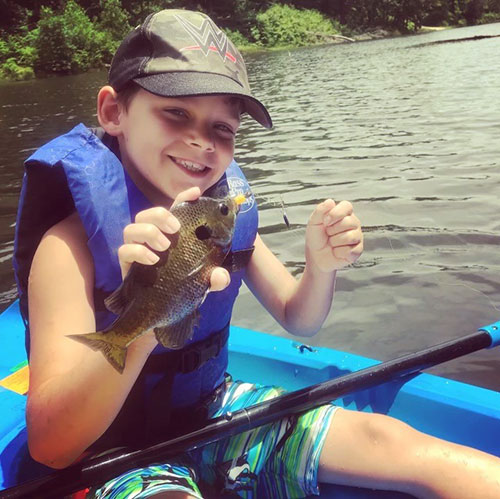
[1,24,500,390]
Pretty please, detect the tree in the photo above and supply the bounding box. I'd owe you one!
[36,0,104,73]
[464,0,485,23]
[97,0,131,41]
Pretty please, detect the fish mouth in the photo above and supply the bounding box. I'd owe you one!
[169,156,209,174]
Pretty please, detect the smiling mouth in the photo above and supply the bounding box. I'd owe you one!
[170,156,208,173]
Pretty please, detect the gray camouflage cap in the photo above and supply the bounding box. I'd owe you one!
[109,9,272,128]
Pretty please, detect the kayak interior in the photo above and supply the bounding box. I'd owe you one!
[1,301,499,497]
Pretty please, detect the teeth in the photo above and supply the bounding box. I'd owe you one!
[173,157,206,172]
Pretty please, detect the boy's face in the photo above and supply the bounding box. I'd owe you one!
[116,89,241,206]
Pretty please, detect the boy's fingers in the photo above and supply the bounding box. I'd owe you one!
[332,241,363,264]
[325,214,361,236]
[307,223,327,251]
[135,207,180,234]
[172,187,202,208]
[307,200,335,250]
[118,243,160,278]
[328,230,362,249]
[323,200,354,226]
[308,199,336,226]
[209,267,231,292]
[123,223,171,251]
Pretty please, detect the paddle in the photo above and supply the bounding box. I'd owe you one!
[1,324,499,499]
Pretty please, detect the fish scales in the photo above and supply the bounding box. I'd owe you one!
[68,196,240,373]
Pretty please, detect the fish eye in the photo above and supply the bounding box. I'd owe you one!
[195,225,212,240]
[219,203,229,216]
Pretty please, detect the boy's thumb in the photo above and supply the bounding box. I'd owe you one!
[172,187,201,208]
[308,199,335,226]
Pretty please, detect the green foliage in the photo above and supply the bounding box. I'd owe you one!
[0,25,39,79]
[94,0,132,62]
[252,4,339,47]
[0,40,9,64]
[121,0,176,26]
[1,0,497,81]
[0,1,33,32]
[464,0,486,24]
[36,1,105,73]
[1,57,35,80]
[97,0,132,41]
[207,1,273,37]
[477,11,500,21]
[486,0,500,12]
[341,0,428,33]
[422,1,452,26]
[224,28,253,49]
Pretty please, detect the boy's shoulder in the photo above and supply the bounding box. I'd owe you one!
[43,211,86,243]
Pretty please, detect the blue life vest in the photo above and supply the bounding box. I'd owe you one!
[13,123,258,411]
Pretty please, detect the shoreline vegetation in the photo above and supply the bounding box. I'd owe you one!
[1,1,500,82]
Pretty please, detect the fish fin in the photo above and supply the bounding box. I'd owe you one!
[104,262,159,315]
[104,280,135,316]
[67,332,127,373]
[154,310,199,349]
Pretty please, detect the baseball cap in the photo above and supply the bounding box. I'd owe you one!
[109,9,272,128]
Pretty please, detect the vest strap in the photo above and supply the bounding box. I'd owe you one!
[89,323,230,451]
[145,322,230,374]
[222,246,254,273]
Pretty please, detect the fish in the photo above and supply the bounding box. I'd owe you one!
[68,195,243,373]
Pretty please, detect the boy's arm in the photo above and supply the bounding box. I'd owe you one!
[244,199,363,336]
[27,187,229,469]
[27,212,156,469]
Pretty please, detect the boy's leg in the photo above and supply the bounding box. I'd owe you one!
[318,408,500,498]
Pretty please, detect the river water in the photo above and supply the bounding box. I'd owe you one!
[1,24,500,390]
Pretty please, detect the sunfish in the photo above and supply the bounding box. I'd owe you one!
[68,195,243,373]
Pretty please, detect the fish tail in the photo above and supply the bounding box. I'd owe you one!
[67,331,127,374]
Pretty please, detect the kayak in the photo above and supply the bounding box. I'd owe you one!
[1,298,499,498]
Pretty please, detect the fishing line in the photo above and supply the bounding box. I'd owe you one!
[267,193,499,316]
[275,193,493,316]
[379,207,500,314]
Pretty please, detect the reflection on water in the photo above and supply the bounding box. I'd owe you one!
[1,24,500,390]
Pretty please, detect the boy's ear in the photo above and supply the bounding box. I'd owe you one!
[97,86,123,136]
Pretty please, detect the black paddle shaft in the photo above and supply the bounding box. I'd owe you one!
[1,329,492,499]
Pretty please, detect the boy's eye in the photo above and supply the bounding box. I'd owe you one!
[215,123,236,137]
[164,108,187,118]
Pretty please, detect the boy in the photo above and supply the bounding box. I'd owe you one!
[14,9,500,498]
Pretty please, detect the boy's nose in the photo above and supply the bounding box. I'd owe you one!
[187,127,215,152]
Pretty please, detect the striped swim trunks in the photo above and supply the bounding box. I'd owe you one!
[89,380,339,498]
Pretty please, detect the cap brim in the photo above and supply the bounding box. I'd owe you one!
[133,72,272,129]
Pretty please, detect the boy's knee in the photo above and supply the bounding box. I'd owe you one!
[319,409,431,491]
[322,409,427,469]
[357,412,421,453]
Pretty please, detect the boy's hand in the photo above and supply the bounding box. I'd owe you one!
[305,199,363,273]
[117,187,231,291]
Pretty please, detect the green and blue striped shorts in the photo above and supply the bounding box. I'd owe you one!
[90,380,339,498]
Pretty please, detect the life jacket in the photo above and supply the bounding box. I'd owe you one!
[13,123,258,447]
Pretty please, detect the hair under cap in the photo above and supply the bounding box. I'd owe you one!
[109,9,272,128]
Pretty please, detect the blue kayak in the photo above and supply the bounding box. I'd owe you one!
[1,299,499,497]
